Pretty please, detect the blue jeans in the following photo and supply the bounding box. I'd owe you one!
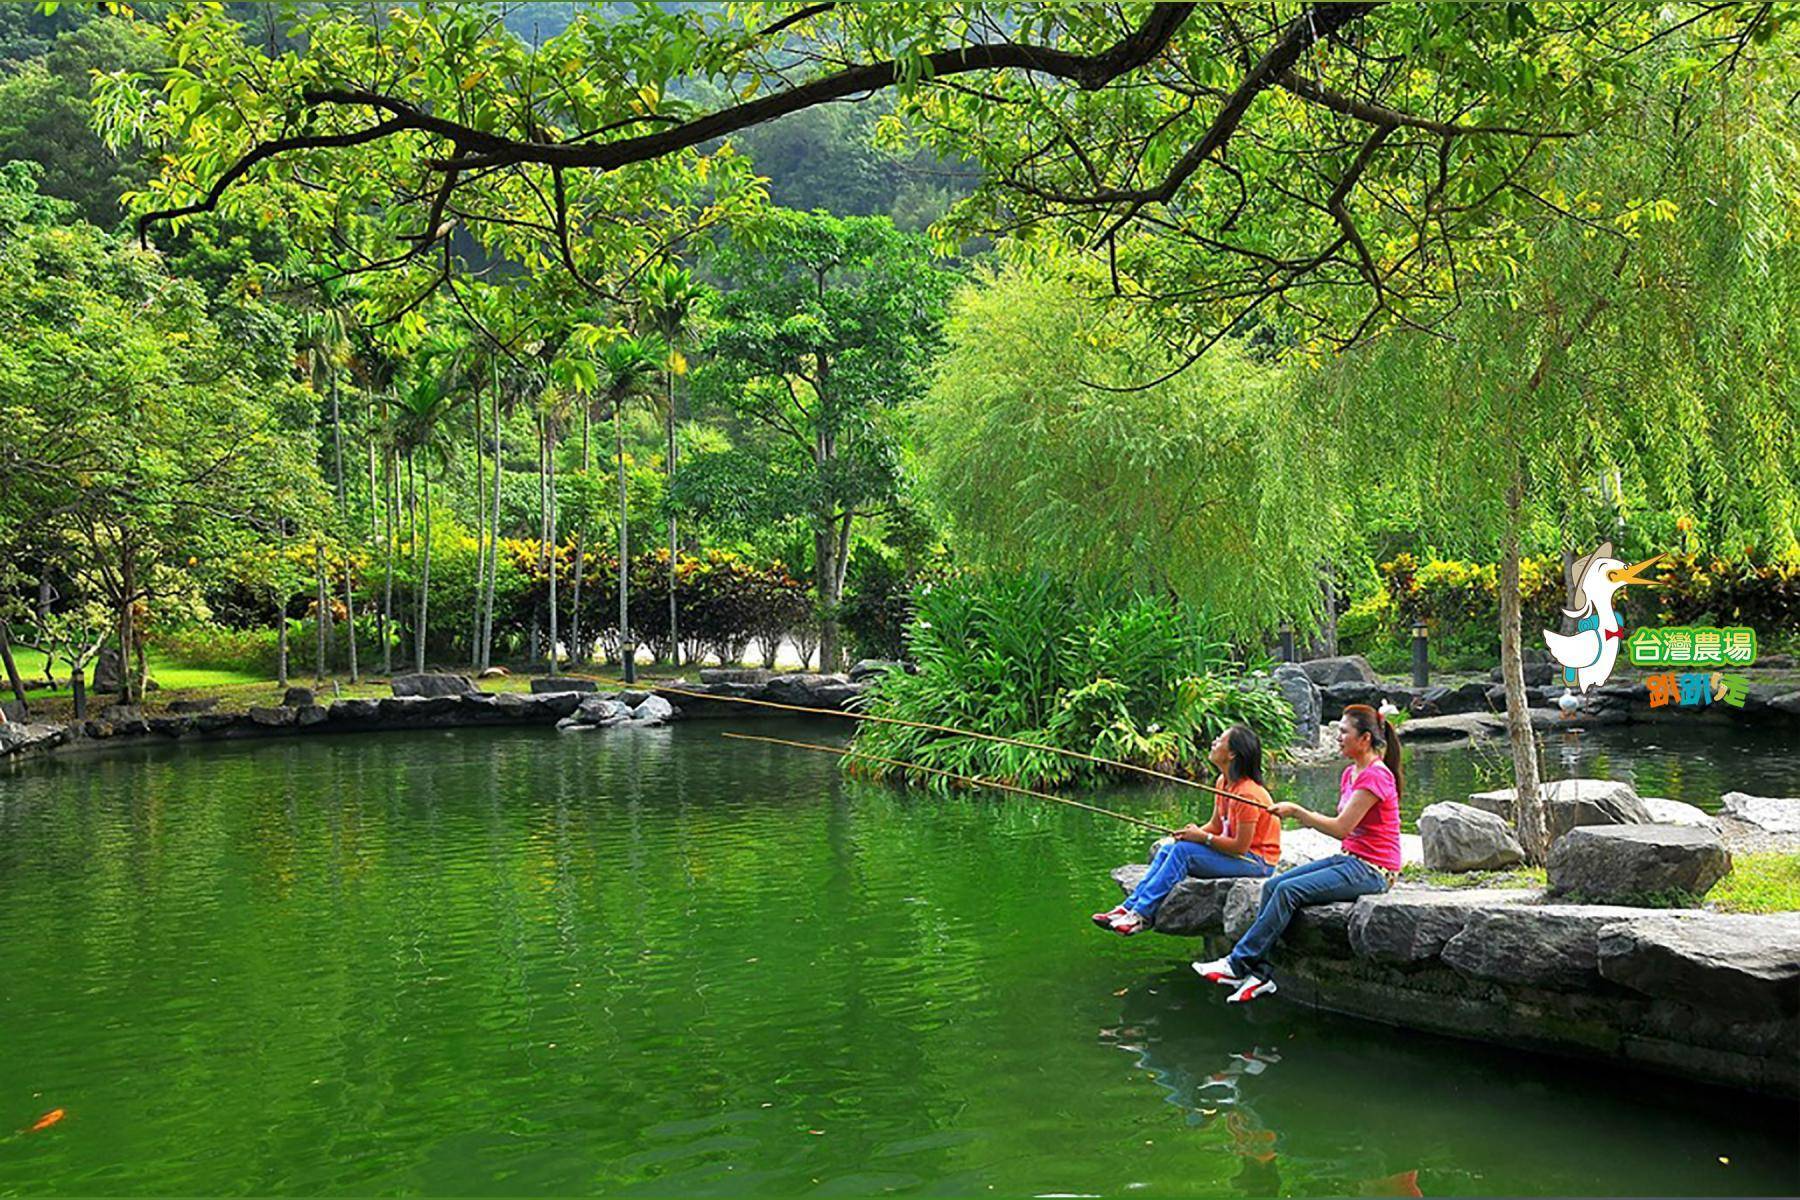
[1124,839,1274,918]
[1228,854,1388,977]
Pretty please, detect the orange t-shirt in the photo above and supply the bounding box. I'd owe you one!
[1213,777,1281,865]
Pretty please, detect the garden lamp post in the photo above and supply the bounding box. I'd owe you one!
[1410,618,1430,689]
[621,637,638,685]
[1278,620,1295,664]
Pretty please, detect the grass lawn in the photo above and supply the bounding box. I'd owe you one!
[1400,855,1800,913]
[1706,852,1800,914]
[4,644,715,722]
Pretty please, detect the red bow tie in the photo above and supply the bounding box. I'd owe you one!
[1604,627,1623,641]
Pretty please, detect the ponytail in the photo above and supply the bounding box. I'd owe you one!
[1380,716,1404,798]
[1343,703,1404,798]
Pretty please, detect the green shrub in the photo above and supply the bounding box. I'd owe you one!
[851,572,1293,790]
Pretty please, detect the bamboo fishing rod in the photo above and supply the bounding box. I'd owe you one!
[654,684,1275,813]
[721,731,1179,836]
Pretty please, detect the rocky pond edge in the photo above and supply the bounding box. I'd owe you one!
[1111,863,1800,1098]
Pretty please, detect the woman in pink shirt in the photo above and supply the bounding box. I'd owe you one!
[1193,703,1402,1003]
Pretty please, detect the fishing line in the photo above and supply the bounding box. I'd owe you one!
[654,684,1274,812]
[721,731,1180,836]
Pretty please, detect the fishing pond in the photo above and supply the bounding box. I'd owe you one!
[1,720,1796,1195]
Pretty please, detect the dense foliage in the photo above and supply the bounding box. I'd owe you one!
[851,573,1293,791]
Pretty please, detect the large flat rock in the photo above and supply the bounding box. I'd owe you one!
[1720,792,1800,834]
[1346,889,1535,965]
[1547,825,1731,903]
[1401,712,1506,741]
[1420,801,1525,871]
[391,672,480,698]
[1598,912,1800,1020]
[1442,904,1653,991]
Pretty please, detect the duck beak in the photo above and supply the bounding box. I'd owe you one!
[1607,554,1666,588]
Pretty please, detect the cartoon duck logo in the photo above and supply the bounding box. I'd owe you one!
[1541,542,1664,693]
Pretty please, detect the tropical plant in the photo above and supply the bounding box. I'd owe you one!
[852,572,1293,791]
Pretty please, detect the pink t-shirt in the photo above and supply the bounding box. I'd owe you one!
[1338,760,1403,870]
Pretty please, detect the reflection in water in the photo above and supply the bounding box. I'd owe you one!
[0,722,1795,1196]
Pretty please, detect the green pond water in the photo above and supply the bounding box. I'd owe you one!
[1,721,1796,1196]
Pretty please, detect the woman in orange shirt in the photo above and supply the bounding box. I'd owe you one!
[1093,724,1281,935]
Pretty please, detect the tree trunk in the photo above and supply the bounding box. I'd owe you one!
[471,374,486,670]
[407,451,418,667]
[814,515,852,674]
[571,409,589,666]
[117,544,136,703]
[481,367,502,670]
[332,374,355,682]
[70,658,87,720]
[616,402,630,665]
[1501,473,1548,863]
[0,622,28,718]
[416,465,432,675]
[315,540,328,683]
[547,420,559,676]
[277,517,289,687]
[382,444,397,675]
[667,371,680,666]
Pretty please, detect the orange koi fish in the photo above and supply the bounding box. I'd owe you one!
[1358,1169,1422,1197]
[29,1109,65,1133]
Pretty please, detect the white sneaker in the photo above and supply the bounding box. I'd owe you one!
[1192,957,1244,986]
[1226,975,1278,1004]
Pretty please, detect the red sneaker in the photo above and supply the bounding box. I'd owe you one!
[1091,905,1129,929]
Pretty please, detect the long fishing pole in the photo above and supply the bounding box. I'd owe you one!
[721,731,1179,836]
[655,684,1273,812]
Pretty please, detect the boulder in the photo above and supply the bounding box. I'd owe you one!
[632,694,675,726]
[1770,690,1800,716]
[1719,792,1800,834]
[618,689,652,706]
[1299,655,1378,686]
[1598,912,1800,1020]
[1271,663,1321,746]
[1347,889,1534,965]
[1111,863,1149,893]
[1442,904,1653,991]
[1639,797,1722,835]
[91,646,125,694]
[700,668,773,686]
[763,673,859,710]
[1320,680,1384,716]
[168,698,219,714]
[1399,712,1506,741]
[1223,879,1268,940]
[247,706,297,727]
[848,659,903,683]
[328,698,382,723]
[0,699,26,724]
[1467,788,1515,819]
[564,696,633,728]
[492,691,581,721]
[390,672,479,698]
[531,676,595,694]
[1276,827,1342,870]
[1411,680,1492,716]
[1489,660,1558,687]
[1108,866,1236,936]
[295,704,330,728]
[1276,826,1421,870]
[281,686,315,708]
[1543,778,1652,841]
[376,695,462,722]
[1418,802,1526,872]
[1547,825,1731,903]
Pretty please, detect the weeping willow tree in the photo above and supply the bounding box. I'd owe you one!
[913,260,1342,642]
[1310,69,1800,862]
